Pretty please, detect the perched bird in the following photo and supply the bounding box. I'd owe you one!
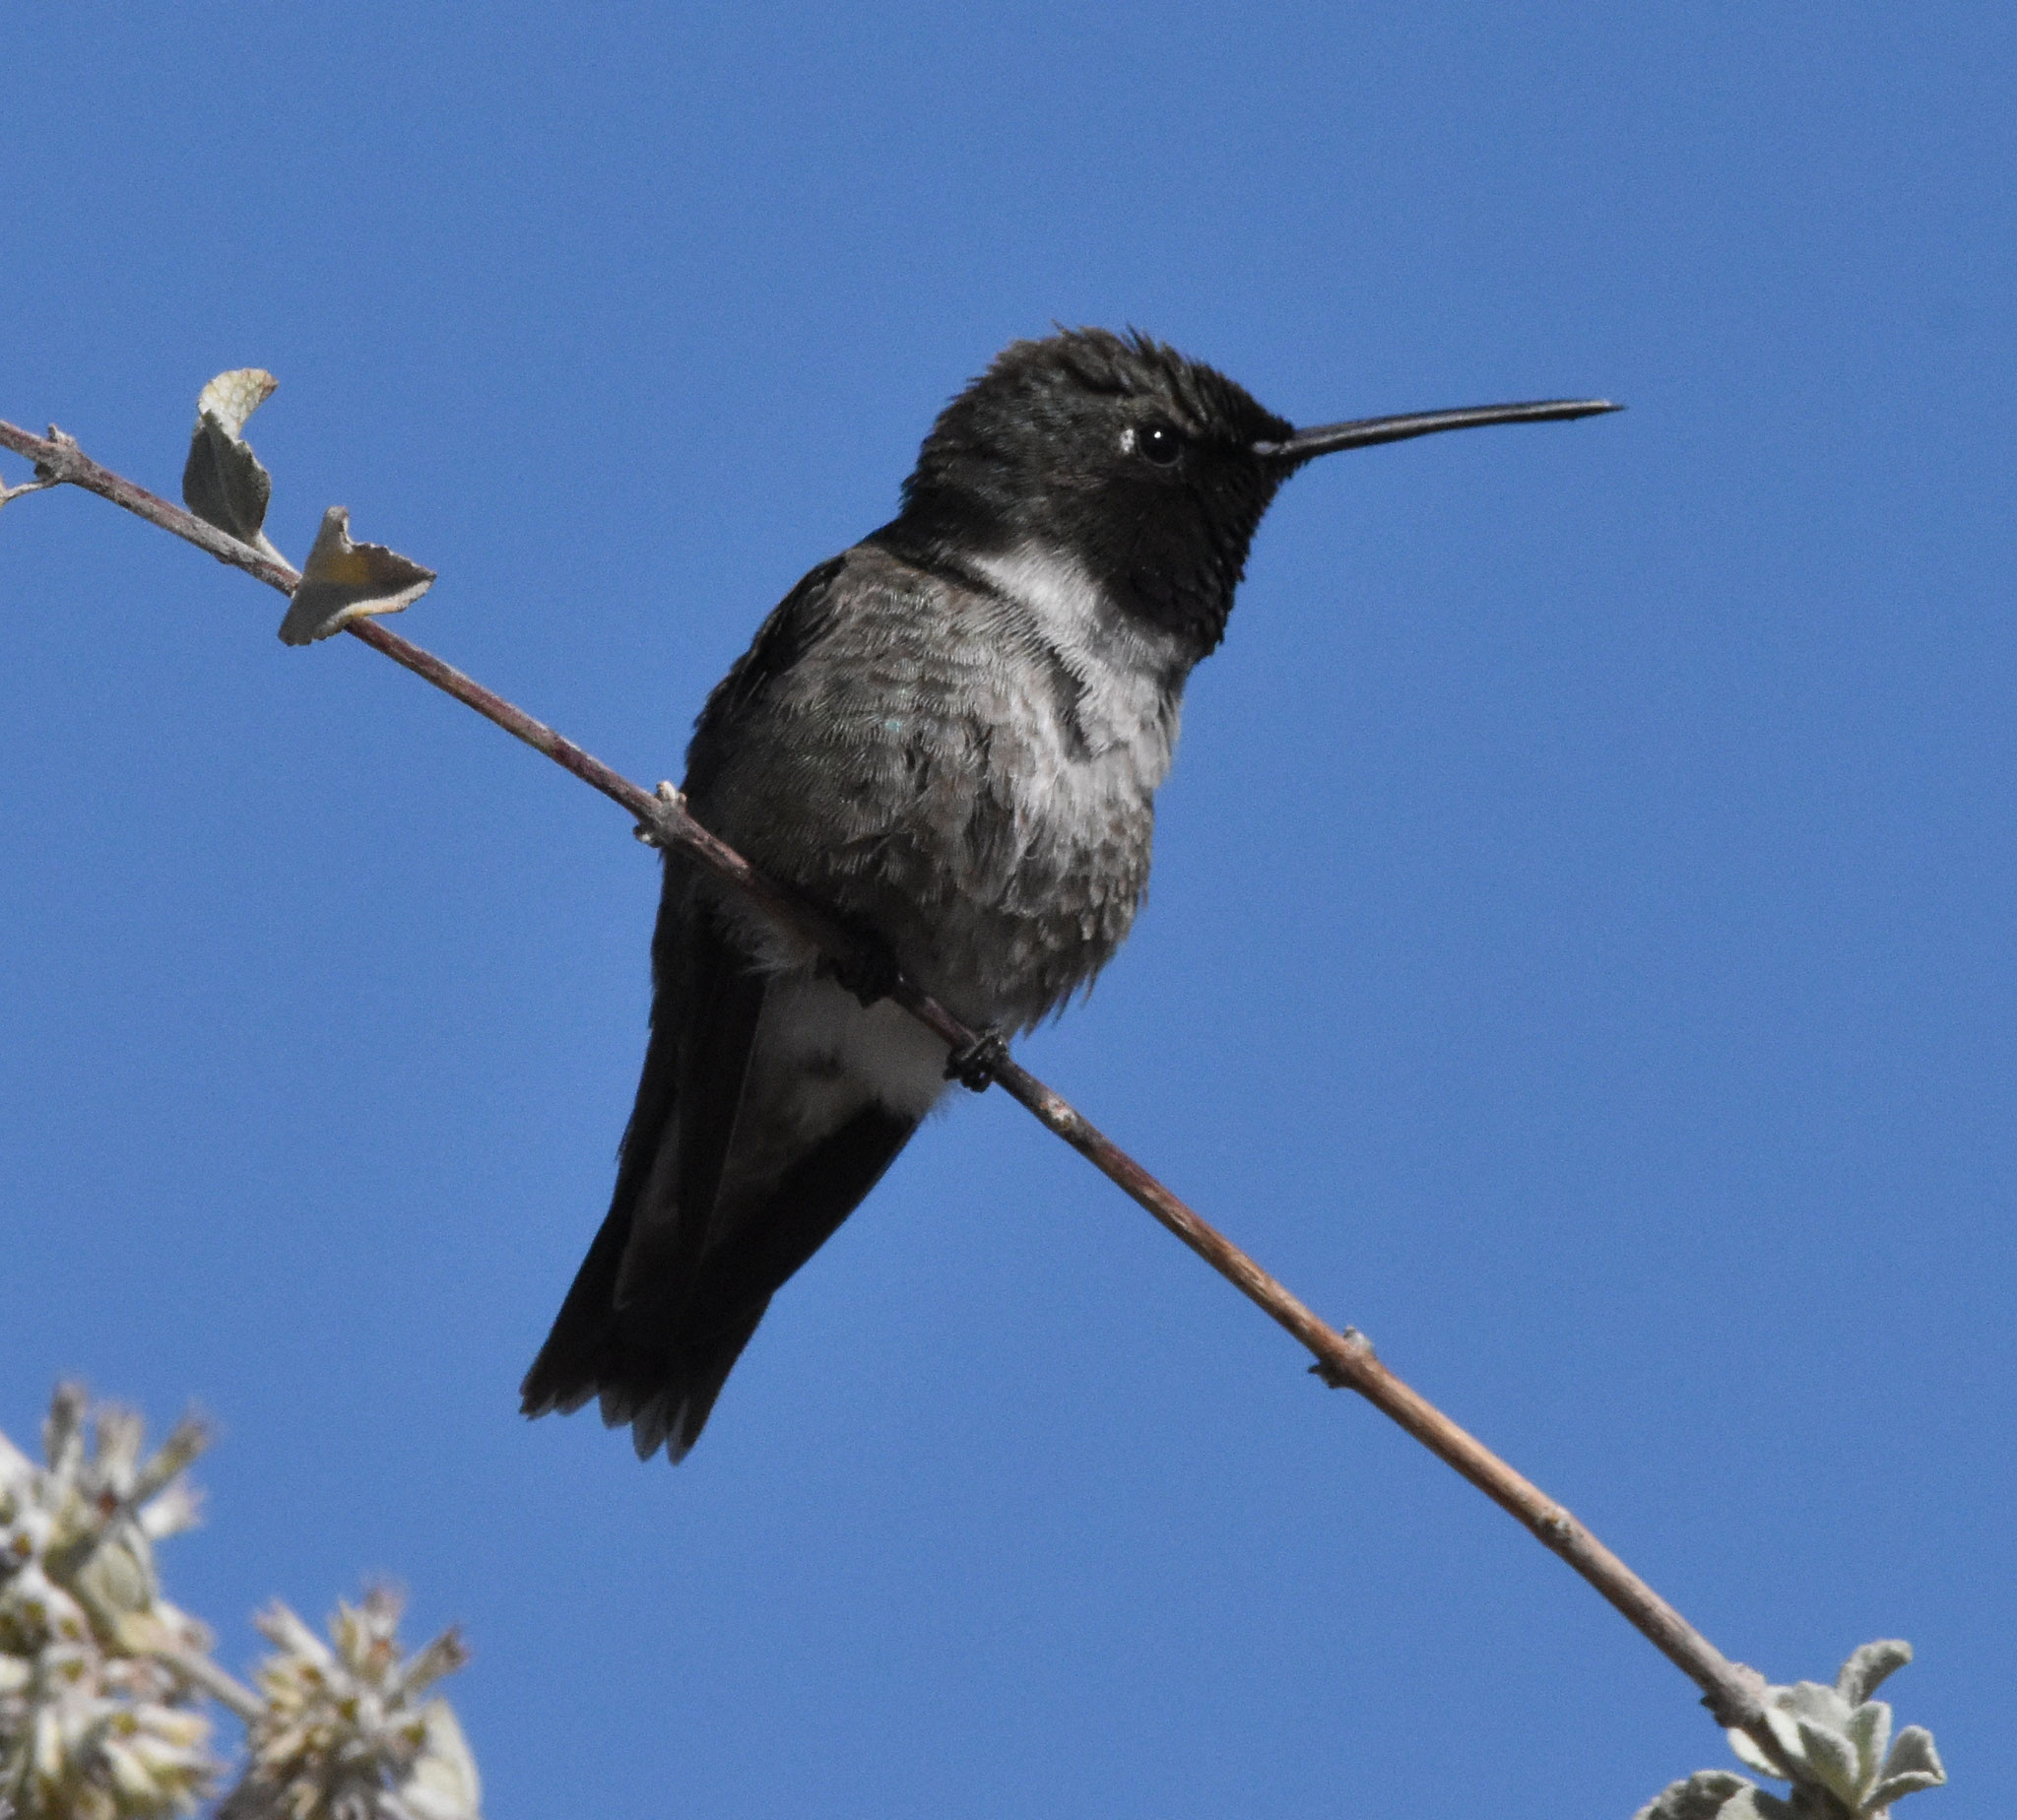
[520,328,1613,1462]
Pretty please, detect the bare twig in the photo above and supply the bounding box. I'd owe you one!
[0,473,58,508]
[0,412,1791,1765]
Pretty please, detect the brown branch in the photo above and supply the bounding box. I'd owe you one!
[0,412,1792,1766]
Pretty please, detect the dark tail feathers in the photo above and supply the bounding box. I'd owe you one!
[519,1208,769,1463]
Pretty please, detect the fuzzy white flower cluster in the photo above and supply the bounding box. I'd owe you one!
[0,1387,219,1820]
[216,1591,479,1820]
[2,1387,482,1820]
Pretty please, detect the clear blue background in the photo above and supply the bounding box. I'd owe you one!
[3,8,2010,1816]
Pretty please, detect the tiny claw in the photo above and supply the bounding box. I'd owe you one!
[944,1028,1008,1092]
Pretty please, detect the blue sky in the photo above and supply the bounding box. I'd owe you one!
[3,6,2011,1816]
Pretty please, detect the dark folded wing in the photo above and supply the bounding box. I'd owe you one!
[651,1100,919,1462]
[518,876,763,1424]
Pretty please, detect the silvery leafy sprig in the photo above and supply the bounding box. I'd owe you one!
[1636,1642,1944,1820]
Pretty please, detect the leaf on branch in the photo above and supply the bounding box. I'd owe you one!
[1844,1698,1894,1793]
[278,506,435,645]
[182,367,286,561]
[1632,1770,1756,1820]
[1716,1788,1794,1820]
[1867,1727,1945,1809]
[1695,1643,1946,1820]
[1794,1714,1864,1806]
[1836,1641,1912,1708]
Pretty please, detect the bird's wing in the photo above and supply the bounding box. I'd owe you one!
[524,548,941,1460]
[618,889,767,1314]
[517,877,764,1424]
[520,875,921,1461]
[651,1099,919,1461]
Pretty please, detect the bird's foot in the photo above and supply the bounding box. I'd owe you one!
[820,928,903,1008]
[944,1027,1008,1093]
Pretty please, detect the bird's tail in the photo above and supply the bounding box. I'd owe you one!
[602,1307,770,1462]
[520,1211,769,1463]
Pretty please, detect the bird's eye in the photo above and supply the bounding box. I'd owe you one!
[1137,420,1183,466]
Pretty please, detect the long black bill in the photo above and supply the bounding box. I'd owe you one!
[1254,397,1620,464]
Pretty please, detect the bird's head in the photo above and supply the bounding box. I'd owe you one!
[888,326,1615,660]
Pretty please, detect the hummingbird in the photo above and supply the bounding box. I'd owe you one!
[520,328,1614,1462]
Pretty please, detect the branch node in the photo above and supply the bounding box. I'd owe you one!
[633,780,686,846]
[1308,1326,1377,1387]
[1701,1660,1773,1730]
[1532,1503,1579,1546]
[16,422,80,490]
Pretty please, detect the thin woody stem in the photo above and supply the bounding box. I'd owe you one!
[0,414,1789,1764]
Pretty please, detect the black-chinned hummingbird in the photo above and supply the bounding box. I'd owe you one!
[520,328,1615,1462]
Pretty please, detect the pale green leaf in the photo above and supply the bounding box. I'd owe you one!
[1721,1786,1795,1820]
[1836,1642,1912,1708]
[1867,1727,1945,1809]
[278,506,435,644]
[398,1700,484,1820]
[1844,1702,1892,1793]
[1729,1708,1801,1780]
[1633,1770,1754,1820]
[182,368,284,560]
[194,367,277,442]
[1792,1716,1863,1806]
[1781,1680,1854,1734]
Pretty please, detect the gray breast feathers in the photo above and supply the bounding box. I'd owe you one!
[689,541,1189,1029]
